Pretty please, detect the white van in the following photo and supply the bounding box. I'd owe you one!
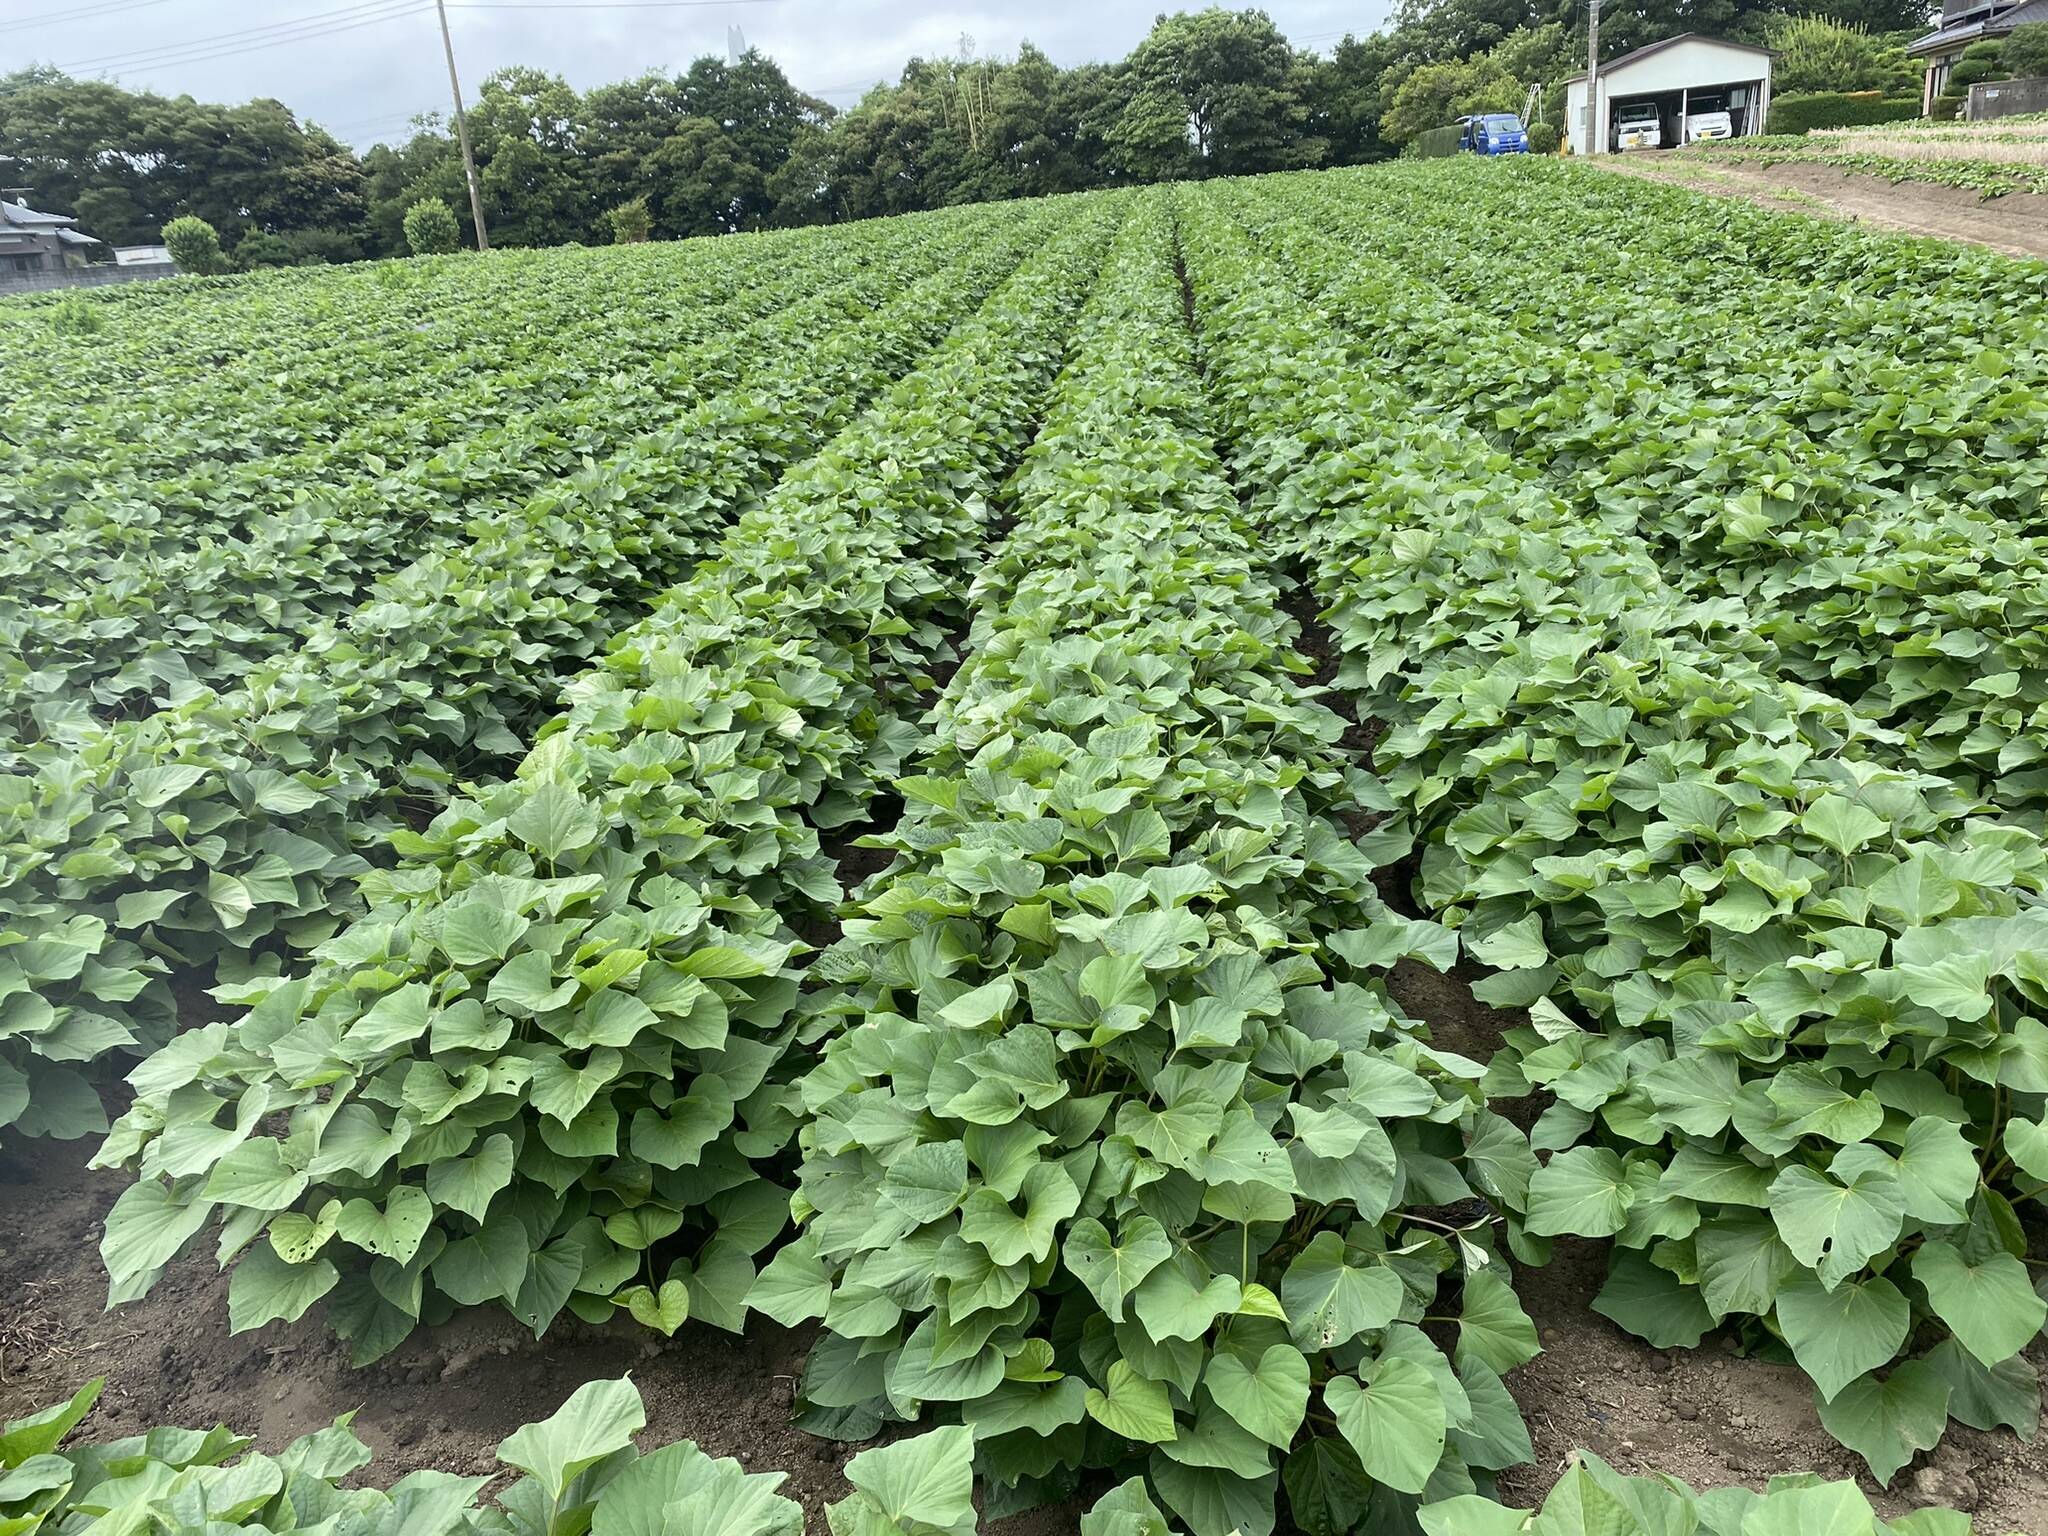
[1614,102,1663,150]
[1685,108,1734,142]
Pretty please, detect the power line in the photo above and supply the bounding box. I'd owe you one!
[0,0,180,36]
[104,11,434,75]
[66,16,434,79]
[58,0,422,70]
[320,106,441,132]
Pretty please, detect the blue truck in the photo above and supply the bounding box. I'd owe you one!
[1414,113,1535,158]
[1456,113,1532,154]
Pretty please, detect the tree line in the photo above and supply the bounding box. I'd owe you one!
[0,0,1934,266]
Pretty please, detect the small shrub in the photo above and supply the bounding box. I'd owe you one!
[279,226,365,266]
[233,231,293,271]
[403,196,462,256]
[610,195,653,244]
[161,216,228,276]
[46,295,102,335]
[1527,121,1560,153]
[1949,38,2009,94]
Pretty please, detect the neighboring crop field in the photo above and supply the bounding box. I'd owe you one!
[1696,115,2048,197]
[2,159,2046,1536]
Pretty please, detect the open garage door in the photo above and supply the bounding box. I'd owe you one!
[1606,78,1766,149]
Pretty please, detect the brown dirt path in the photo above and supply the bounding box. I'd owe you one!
[1591,153,2048,262]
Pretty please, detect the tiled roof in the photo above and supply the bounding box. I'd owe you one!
[0,199,76,229]
[1911,0,2048,53]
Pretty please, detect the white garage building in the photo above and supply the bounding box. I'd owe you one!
[1565,34,1774,155]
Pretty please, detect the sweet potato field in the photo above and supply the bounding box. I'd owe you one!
[2,159,2047,1536]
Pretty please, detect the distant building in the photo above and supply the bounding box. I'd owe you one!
[1565,34,1774,155]
[0,199,104,276]
[1911,0,2048,112]
[114,244,174,267]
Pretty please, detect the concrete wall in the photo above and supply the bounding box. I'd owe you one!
[0,261,176,296]
[1971,76,2048,119]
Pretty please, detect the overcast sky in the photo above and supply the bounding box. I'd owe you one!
[10,0,1393,149]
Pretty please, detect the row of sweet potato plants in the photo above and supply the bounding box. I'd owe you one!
[1181,169,2048,1490]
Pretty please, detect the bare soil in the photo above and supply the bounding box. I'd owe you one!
[1504,1239,2048,1532]
[0,1138,1068,1534]
[1592,154,2048,262]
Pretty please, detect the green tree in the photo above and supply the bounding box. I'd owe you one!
[2001,21,2048,78]
[360,118,462,256]
[608,194,652,243]
[402,196,461,255]
[468,67,594,247]
[1380,24,1568,144]
[1111,9,1326,178]
[824,83,947,219]
[989,43,1100,195]
[1766,15,1917,94]
[1307,33,1403,164]
[679,52,833,221]
[765,122,839,225]
[581,71,690,216]
[277,227,365,265]
[1787,0,1938,36]
[1389,0,1559,64]
[161,215,227,275]
[1103,74,1199,181]
[646,116,759,234]
[1948,38,2009,92]
[579,52,831,235]
[0,74,363,252]
[1383,56,1511,141]
[0,65,69,99]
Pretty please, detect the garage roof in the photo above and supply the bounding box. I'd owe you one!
[1564,32,1774,83]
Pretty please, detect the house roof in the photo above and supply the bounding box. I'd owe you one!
[0,199,76,229]
[1564,32,1774,84]
[1911,0,2048,52]
[54,228,101,246]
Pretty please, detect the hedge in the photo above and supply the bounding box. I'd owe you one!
[1766,91,1924,133]
[1412,123,1467,158]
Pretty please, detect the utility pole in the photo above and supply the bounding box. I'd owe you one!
[1585,0,1602,154]
[435,0,491,251]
